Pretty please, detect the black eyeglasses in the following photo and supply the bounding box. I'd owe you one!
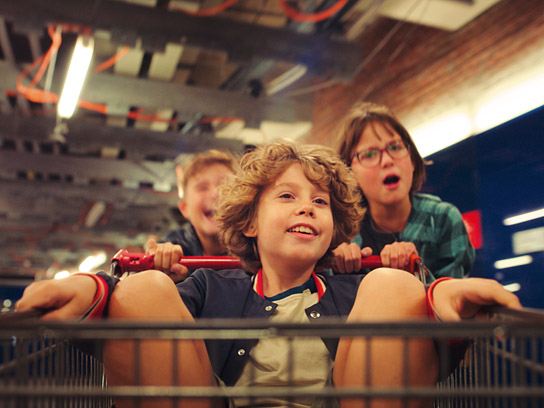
[351,140,409,168]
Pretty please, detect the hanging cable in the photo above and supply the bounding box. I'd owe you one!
[275,0,349,23]
[171,0,238,17]
[31,25,62,87]
[93,46,130,73]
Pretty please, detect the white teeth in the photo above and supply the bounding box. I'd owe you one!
[289,226,315,234]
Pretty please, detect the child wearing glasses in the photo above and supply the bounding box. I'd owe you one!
[16,141,520,408]
[334,102,474,281]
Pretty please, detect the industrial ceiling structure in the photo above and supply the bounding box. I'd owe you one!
[0,0,533,283]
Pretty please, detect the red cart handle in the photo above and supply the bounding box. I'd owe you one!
[110,249,386,277]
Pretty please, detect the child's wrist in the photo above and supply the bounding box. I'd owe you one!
[426,277,454,321]
[73,273,109,320]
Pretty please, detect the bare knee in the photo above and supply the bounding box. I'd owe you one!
[109,270,188,319]
[351,268,427,320]
[362,267,425,296]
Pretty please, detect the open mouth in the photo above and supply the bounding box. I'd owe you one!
[287,225,317,235]
[383,175,400,185]
[203,210,215,219]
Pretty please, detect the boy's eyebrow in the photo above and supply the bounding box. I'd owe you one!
[271,181,329,195]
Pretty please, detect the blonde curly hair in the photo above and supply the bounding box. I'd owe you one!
[216,140,365,272]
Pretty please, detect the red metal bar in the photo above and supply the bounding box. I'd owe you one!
[110,249,384,276]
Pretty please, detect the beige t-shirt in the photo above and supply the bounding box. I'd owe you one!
[234,276,331,408]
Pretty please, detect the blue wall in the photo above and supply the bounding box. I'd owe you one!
[422,106,544,309]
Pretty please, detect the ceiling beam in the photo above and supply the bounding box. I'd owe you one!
[0,61,311,124]
[81,73,310,124]
[0,178,177,210]
[0,113,245,160]
[0,150,177,187]
[0,0,362,80]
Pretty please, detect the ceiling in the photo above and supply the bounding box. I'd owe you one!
[0,0,526,283]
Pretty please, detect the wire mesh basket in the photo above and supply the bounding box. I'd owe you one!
[1,307,544,408]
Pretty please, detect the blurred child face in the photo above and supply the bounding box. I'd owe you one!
[179,163,233,240]
[245,163,334,272]
[350,122,414,210]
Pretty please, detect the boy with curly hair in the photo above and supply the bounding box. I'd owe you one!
[16,141,520,408]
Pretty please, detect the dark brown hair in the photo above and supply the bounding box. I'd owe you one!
[335,102,429,195]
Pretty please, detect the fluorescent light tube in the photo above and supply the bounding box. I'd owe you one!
[503,207,544,226]
[57,35,94,119]
[503,283,521,293]
[494,255,533,270]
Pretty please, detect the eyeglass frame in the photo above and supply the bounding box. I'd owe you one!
[350,139,410,168]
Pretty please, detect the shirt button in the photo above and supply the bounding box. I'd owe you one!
[237,349,246,356]
[310,311,321,319]
[265,305,273,311]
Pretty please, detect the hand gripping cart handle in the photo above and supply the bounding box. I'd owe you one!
[110,249,429,284]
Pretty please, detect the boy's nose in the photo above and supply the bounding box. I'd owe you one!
[297,203,314,217]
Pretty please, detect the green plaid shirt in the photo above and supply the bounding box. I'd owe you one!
[354,193,474,282]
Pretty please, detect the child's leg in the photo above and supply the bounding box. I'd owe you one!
[102,270,216,408]
[333,268,438,408]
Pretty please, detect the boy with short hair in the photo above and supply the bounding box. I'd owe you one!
[16,141,521,408]
[147,149,236,281]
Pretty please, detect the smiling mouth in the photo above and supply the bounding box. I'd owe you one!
[287,226,317,235]
[383,175,400,185]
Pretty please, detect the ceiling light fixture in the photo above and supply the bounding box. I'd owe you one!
[57,35,94,119]
[474,72,544,132]
[411,111,472,157]
[494,255,533,270]
[502,282,521,293]
[54,270,71,280]
[79,251,107,273]
[266,65,308,96]
[503,207,544,226]
[410,71,544,157]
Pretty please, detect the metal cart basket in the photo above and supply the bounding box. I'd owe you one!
[1,306,544,408]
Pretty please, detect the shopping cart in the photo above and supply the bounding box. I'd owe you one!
[1,255,543,408]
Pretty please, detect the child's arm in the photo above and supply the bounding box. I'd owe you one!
[15,274,99,320]
[146,238,189,282]
[430,277,522,321]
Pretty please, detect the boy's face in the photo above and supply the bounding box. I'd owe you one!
[245,163,334,271]
[350,122,414,209]
[179,163,233,240]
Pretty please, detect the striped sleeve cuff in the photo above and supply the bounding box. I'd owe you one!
[426,277,454,321]
[74,273,109,320]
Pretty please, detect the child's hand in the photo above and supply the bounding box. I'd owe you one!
[333,243,372,274]
[380,242,418,271]
[15,274,97,320]
[146,239,188,282]
[432,278,522,321]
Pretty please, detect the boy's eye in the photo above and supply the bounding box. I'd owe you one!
[279,193,294,199]
[194,183,210,192]
[313,198,328,205]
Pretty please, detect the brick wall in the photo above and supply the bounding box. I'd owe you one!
[308,0,544,146]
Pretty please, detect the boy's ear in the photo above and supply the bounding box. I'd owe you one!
[178,199,189,219]
[243,222,257,238]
